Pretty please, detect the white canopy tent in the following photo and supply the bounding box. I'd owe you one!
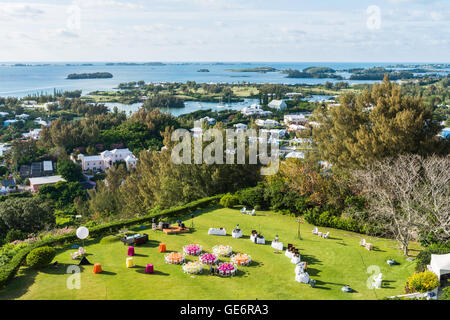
[429,253,450,279]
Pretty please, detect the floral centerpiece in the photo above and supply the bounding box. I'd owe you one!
[199,253,218,265]
[183,244,202,256]
[212,245,232,257]
[217,262,237,276]
[164,252,185,264]
[231,253,252,266]
[182,261,203,274]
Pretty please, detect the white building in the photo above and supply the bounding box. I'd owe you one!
[233,123,248,132]
[284,114,307,125]
[268,100,287,111]
[288,124,308,132]
[241,104,273,117]
[285,151,305,159]
[0,112,9,117]
[16,114,30,120]
[78,148,138,172]
[199,116,216,126]
[0,143,11,157]
[29,175,66,192]
[428,253,450,282]
[22,129,42,140]
[255,119,279,128]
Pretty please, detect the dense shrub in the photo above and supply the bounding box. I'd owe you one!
[415,242,450,272]
[26,246,56,269]
[406,271,439,293]
[441,287,450,300]
[236,186,267,208]
[220,194,238,208]
[303,207,372,234]
[4,230,28,244]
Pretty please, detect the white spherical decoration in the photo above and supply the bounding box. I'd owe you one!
[76,227,89,240]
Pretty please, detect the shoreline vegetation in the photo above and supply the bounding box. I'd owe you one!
[67,72,113,80]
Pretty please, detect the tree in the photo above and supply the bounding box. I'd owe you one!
[0,197,55,234]
[354,154,449,256]
[57,161,83,182]
[313,76,443,169]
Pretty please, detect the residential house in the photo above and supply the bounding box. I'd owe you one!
[78,148,138,172]
[268,100,287,111]
[255,119,279,128]
[284,114,307,125]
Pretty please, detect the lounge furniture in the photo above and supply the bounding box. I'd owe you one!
[163,225,191,235]
[232,229,243,238]
[134,234,148,245]
[145,264,154,274]
[70,247,86,260]
[121,233,145,245]
[365,243,373,251]
[295,272,310,284]
[93,263,102,274]
[246,209,256,216]
[322,232,329,239]
[127,246,135,256]
[317,231,322,237]
[312,227,318,235]
[360,239,366,246]
[250,234,265,244]
[158,243,167,253]
[285,249,293,259]
[271,240,283,251]
[240,207,247,213]
[126,257,134,268]
[208,228,227,236]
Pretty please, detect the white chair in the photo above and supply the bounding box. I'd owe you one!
[312,227,318,235]
[317,231,322,237]
[360,239,366,246]
[240,207,246,213]
[295,262,306,275]
[271,241,283,251]
[295,272,310,284]
[285,249,293,259]
[291,255,301,264]
[248,209,256,216]
[232,229,243,238]
[322,232,329,239]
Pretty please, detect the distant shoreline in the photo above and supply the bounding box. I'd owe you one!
[67,72,113,80]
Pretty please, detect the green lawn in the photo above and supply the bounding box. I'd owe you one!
[0,207,419,300]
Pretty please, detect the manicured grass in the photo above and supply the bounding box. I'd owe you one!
[0,207,419,300]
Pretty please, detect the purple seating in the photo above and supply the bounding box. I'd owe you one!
[145,264,154,274]
[127,246,135,256]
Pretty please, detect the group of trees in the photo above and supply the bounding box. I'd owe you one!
[313,75,448,169]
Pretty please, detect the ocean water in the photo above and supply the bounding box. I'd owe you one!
[1,62,446,98]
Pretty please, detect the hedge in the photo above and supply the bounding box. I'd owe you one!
[0,194,221,288]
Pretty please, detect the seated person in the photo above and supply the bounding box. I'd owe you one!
[274,235,279,242]
[257,232,263,238]
[234,224,240,232]
[180,223,186,230]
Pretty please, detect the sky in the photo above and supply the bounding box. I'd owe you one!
[0,0,448,62]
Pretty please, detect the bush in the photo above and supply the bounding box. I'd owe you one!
[415,242,450,272]
[26,246,56,269]
[236,186,267,208]
[441,287,450,300]
[220,194,238,208]
[4,230,28,243]
[406,271,439,293]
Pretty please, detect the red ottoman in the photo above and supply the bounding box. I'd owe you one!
[127,246,135,256]
[145,264,154,274]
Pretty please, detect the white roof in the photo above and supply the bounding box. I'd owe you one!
[83,155,103,161]
[430,253,450,278]
[29,176,66,186]
[286,151,305,159]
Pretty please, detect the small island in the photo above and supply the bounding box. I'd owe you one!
[230,66,277,73]
[197,69,210,72]
[67,72,113,80]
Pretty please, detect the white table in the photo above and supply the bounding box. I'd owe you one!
[232,229,243,238]
[291,255,301,264]
[208,228,226,236]
[271,241,283,251]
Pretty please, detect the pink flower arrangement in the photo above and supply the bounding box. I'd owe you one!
[218,263,237,276]
[199,253,218,265]
[183,244,202,256]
